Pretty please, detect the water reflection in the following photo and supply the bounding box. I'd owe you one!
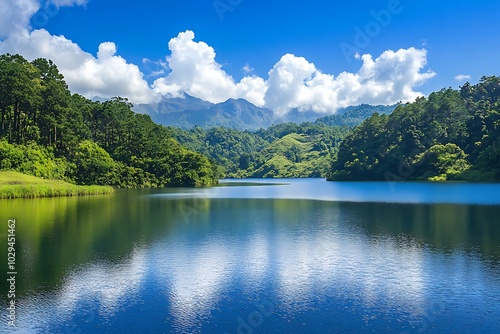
[151,240,237,330]
[0,180,499,333]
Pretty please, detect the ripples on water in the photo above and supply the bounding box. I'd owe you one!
[1,179,499,333]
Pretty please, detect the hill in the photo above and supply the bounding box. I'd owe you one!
[0,54,219,189]
[329,77,500,182]
[169,122,351,178]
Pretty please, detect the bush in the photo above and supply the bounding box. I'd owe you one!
[0,140,71,180]
[71,140,117,185]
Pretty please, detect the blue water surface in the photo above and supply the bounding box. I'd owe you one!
[1,179,500,333]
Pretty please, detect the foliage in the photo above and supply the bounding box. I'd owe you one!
[329,78,500,182]
[170,123,351,178]
[0,171,113,199]
[72,140,116,185]
[412,144,470,181]
[0,140,70,181]
[315,104,397,127]
[0,54,219,189]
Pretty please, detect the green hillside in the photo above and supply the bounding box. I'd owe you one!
[246,133,331,177]
[170,123,351,178]
[328,77,500,182]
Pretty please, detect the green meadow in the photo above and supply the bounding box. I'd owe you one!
[0,171,114,199]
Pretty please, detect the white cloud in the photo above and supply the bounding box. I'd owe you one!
[264,53,317,114]
[0,29,155,103]
[264,48,435,115]
[454,74,471,82]
[0,1,436,114]
[152,30,267,106]
[0,0,40,39]
[242,63,254,74]
[153,32,434,113]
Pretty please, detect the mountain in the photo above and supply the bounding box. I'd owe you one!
[315,104,398,127]
[275,108,323,124]
[133,95,397,130]
[134,95,276,130]
[139,94,213,114]
[203,98,275,130]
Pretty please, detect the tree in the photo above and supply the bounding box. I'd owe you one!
[412,144,470,180]
[72,140,117,185]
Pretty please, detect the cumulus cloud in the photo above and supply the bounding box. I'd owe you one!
[152,30,267,106]
[0,0,40,39]
[152,31,434,113]
[265,48,435,115]
[0,29,155,103]
[0,1,436,113]
[454,74,471,82]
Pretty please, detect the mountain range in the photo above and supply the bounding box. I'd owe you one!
[133,94,397,130]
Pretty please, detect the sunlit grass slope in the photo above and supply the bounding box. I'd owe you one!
[0,171,114,199]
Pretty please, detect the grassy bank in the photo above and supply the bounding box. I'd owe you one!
[0,171,114,199]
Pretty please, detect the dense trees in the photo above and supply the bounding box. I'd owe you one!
[169,123,350,178]
[0,54,219,187]
[3,53,497,184]
[329,77,500,181]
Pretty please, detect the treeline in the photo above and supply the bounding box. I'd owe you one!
[0,54,219,187]
[329,77,500,181]
[315,104,396,127]
[169,122,351,178]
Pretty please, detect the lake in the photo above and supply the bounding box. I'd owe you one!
[1,179,500,333]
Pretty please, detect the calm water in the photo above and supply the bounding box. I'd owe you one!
[1,179,500,333]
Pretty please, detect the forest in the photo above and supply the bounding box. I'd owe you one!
[328,77,500,181]
[168,123,350,178]
[166,105,395,178]
[1,53,499,188]
[0,54,219,188]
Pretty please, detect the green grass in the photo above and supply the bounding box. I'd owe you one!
[0,171,114,199]
[245,133,331,178]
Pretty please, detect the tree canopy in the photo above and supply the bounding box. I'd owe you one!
[0,54,219,187]
[328,78,500,181]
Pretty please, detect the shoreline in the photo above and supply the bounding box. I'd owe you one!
[0,171,114,199]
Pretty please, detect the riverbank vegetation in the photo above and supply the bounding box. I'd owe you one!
[1,53,499,188]
[0,171,113,199]
[0,54,219,192]
[328,77,500,181]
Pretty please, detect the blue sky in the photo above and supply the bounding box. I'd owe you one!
[1,0,499,114]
